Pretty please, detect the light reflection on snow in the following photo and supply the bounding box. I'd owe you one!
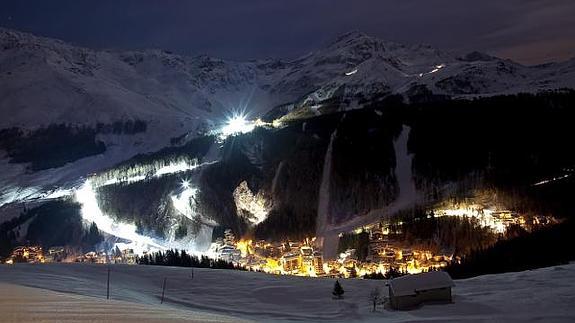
[345,69,358,76]
[0,187,42,208]
[1,146,222,255]
[533,173,572,186]
[75,179,164,253]
[155,161,199,177]
[220,112,256,139]
[212,110,283,142]
[0,186,75,208]
[73,159,221,255]
[433,207,507,233]
[76,176,217,255]
[418,63,446,77]
[171,183,198,222]
[97,160,200,188]
[232,180,270,225]
[44,188,74,199]
[101,175,147,187]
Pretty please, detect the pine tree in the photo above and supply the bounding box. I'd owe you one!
[332,280,344,299]
[384,267,405,279]
[83,222,103,247]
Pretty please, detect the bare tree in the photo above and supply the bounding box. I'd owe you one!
[369,287,382,312]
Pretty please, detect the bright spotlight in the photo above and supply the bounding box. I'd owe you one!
[220,112,256,138]
[181,179,191,189]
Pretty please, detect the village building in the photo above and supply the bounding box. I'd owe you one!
[7,246,44,264]
[45,246,66,262]
[388,271,455,310]
[280,252,300,274]
[117,249,137,264]
[219,245,241,263]
[313,251,324,275]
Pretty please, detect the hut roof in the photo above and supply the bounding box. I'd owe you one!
[389,271,455,297]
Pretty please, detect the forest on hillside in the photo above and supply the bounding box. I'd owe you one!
[84,91,575,245]
[0,200,102,259]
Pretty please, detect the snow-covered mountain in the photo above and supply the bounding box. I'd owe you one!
[1,27,575,208]
[2,28,575,130]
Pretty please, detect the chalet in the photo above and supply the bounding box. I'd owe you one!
[401,249,414,261]
[280,252,300,274]
[388,271,455,310]
[313,251,324,275]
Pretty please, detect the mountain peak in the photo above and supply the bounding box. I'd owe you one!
[330,31,370,42]
[320,31,391,62]
[326,31,380,49]
[459,51,496,62]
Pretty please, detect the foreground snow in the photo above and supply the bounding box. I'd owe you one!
[0,263,574,322]
[0,282,247,323]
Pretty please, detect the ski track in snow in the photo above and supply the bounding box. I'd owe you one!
[319,126,420,258]
[0,282,245,323]
[392,126,418,206]
[316,129,338,246]
[271,160,285,196]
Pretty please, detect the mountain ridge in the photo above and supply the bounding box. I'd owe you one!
[2,26,575,130]
[1,27,575,209]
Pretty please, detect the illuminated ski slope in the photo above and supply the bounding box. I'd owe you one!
[74,158,221,255]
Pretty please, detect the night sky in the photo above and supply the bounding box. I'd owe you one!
[1,0,574,65]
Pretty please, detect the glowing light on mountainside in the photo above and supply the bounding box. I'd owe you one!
[0,187,75,208]
[154,161,199,177]
[533,173,572,186]
[345,69,358,76]
[96,159,200,187]
[171,184,199,222]
[220,112,256,139]
[72,158,219,255]
[418,63,446,77]
[431,205,539,234]
[75,179,163,253]
[431,64,446,73]
[232,180,270,225]
[214,109,283,141]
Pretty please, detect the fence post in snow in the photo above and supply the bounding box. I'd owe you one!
[161,277,167,304]
[106,266,110,300]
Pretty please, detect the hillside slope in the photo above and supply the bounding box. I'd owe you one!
[0,263,574,322]
[0,282,247,322]
[1,28,575,253]
[2,28,575,130]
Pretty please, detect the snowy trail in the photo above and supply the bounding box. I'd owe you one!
[1,263,574,322]
[316,129,338,237]
[319,126,420,258]
[271,160,285,195]
[392,126,417,206]
[74,158,221,254]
